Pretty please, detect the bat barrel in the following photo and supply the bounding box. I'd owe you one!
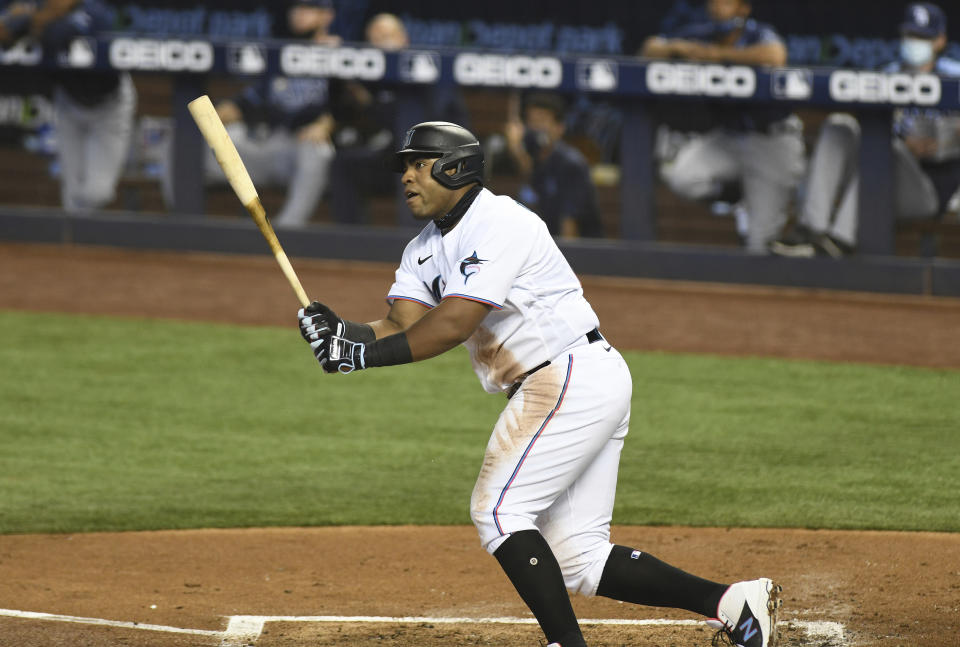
[188,95,311,308]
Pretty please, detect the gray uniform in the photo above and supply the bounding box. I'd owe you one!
[661,117,806,252]
[206,76,335,227]
[211,122,333,227]
[798,57,960,247]
[55,72,136,211]
[19,0,137,212]
[655,17,806,254]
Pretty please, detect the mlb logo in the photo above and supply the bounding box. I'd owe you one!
[771,69,812,100]
[576,59,618,92]
[62,38,95,68]
[399,51,440,84]
[227,44,266,75]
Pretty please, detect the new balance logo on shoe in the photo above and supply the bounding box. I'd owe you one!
[706,578,782,647]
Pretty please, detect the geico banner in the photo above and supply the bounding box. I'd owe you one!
[646,62,756,98]
[280,45,385,80]
[454,53,562,88]
[109,38,213,72]
[829,71,941,105]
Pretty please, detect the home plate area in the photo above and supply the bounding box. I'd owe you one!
[231,615,846,647]
[0,609,846,647]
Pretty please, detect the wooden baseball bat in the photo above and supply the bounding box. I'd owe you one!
[187,94,311,308]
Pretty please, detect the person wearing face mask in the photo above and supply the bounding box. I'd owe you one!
[641,0,806,254]
[504,92,604,239]
[771,2,960,258]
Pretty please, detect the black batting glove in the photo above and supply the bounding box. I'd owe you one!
[297,301,369,373]
[296,301,386,374]
[298,300,344,344]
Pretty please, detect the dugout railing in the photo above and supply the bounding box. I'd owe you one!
[1,35,960,295]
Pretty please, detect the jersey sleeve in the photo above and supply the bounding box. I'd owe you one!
[444,208,535,309]
[386,238,437,308]
[754,23,785,47]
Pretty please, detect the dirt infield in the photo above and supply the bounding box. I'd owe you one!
[1,241,959,647]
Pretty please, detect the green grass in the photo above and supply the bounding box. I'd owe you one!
[0,310,957,534]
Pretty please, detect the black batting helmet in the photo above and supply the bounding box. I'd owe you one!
[393,121,484,189]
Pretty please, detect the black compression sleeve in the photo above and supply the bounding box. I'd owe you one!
[343,320,375,344]
[363,332,413,367]
[596,545,726,616]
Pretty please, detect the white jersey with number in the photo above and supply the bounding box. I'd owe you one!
[387,187,599,393]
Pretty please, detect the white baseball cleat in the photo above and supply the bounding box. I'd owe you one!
[706,578,782,647]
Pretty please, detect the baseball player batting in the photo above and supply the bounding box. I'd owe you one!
[297,121,781,647]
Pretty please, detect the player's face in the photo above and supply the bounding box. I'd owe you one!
[524,106,564,143]
[366,17,409,50]
[707,0,748,22]
[288,7,335,36]
[400,156,462,220]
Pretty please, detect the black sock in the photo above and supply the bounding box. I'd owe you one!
[493,530,586,647]
[595,545,727,617]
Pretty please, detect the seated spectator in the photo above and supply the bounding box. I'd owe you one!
[504,92,604,238]
[1,0,136,213]
[641,0,805,254]
[285,0,339,45]
[329,12,470,225]
[771,2,960,258]
[199,0,341,227]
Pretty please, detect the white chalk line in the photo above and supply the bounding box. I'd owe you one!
[0,608,845,646]
[0,607,221,636]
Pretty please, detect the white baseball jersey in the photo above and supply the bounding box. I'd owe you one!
[388,185,633,597]
[387,187,599,393]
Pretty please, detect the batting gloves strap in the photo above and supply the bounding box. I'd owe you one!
[310,333,414,373]
[318,335,366,374]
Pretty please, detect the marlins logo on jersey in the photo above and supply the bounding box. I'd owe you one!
[460,251,486,282]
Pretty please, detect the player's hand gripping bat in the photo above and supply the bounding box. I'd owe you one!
[187,94,311,307]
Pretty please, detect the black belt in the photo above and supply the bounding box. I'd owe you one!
[507,328,603,399]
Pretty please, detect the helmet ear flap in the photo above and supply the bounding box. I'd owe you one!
[430,154,455,188]
[432,155,481,189]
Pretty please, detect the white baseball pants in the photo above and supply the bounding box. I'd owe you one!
[470,340,632,597]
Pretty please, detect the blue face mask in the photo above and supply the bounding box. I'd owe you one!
[901,37,935,67]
